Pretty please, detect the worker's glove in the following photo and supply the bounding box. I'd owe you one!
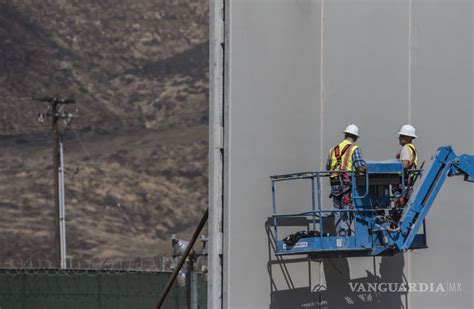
[342,173,351,182]
[343,193,351,206]
[396,196,405,207]
[392,184,403,196]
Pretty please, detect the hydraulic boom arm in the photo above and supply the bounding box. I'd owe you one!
[395,145,474,251]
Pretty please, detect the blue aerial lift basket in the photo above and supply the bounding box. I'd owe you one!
[270,146,474,258]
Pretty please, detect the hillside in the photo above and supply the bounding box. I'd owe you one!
[0,0,209,263]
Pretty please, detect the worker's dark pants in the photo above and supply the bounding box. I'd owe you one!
[405,186,414,201]
[392,186,415,225]
[333,195,351,235]
[395,186,414,207]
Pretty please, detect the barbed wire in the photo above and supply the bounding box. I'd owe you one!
[0,256,207,274]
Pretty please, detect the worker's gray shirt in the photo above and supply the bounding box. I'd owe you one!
[399,145,412,161]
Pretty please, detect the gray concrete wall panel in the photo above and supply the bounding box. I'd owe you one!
[320,1,411,308]
[216,0,473,308]
[410,1,473,307]
[226,1,321,307]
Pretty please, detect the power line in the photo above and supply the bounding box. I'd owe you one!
[69,126,140,236]
[72,129,93,160]
[0,96,33,101]
[0,124,48,130]
[0,108,207,136]
[7,95,205,239]
[0,96,207,114]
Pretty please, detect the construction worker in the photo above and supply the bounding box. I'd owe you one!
[326,124,366,236]
[395,124,418,206]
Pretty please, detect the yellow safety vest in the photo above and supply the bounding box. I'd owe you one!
[329,140,360,178]
[400,143,418,169]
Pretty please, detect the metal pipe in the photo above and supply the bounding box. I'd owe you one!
[272,208,383,217]
[316,174,324,241]
[311,177,316,231]
[52,102,61,268]
[59,141,67,269]
[270,170,354,182]
[352,171,370,199]
[156,208,208,309]
[272,181,278,240]
[190,270,198,309]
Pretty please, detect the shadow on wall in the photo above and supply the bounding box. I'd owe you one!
[265,218,408,309]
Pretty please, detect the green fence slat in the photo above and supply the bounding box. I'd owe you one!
[0,270,207,309]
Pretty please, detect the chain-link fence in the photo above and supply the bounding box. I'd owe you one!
[0,256,207,273]
[0,268,207,309]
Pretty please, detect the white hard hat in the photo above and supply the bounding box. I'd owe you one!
[398,124,417,138]
[344,124,360,137]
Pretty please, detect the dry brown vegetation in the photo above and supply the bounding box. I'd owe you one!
[0,0,209,263]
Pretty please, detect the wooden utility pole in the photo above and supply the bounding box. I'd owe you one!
[52,101,61,268]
